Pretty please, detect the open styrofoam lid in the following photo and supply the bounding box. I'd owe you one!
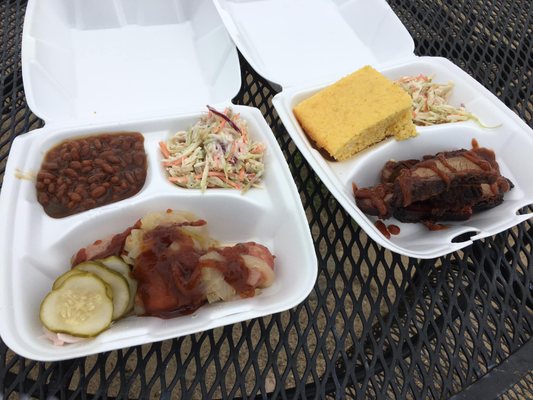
[213,0,415,89]
[22,0,241,125]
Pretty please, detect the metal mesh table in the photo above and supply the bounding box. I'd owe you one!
[1,0,532,398]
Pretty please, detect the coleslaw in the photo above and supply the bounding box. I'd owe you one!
[160,106,265,192]
[396,74,487,127]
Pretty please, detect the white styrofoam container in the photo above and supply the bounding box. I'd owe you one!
[213,0,533,259]
[0,0,316,361]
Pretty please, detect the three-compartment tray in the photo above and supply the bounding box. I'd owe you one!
[0,0,316,361]
[213,0,533,259]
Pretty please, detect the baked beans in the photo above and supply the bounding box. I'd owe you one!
[36,132,147,218]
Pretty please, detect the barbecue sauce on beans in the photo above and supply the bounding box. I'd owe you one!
[36,132,147,218]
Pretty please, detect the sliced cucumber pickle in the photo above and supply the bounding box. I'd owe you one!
[74,261,130,320]
[98,256,137,313]
[98,256,130,275]
[53,269,85,290]
[40,272,113,337]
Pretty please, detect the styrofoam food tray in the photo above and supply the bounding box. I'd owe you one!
[0,0,316,361]
[0,106,315,361]
[213,0,533,258]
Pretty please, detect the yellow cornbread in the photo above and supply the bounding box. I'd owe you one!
[293,65,417,161]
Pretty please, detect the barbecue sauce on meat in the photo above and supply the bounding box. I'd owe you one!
[352,185,390,218]
[131,223,256,318]
[201,245,254,298]
[132,223,206,318]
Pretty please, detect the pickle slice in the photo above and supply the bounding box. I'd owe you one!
[98,256,137,313]
[52,269,85,290]
[74,261,130,320]
[40,272,113,337]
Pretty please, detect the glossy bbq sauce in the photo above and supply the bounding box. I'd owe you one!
[133,223,206,318]
[201,244,254,298]
[374,221,401,239]
[132,223,252,318]
[375,220,391,239]
[387,224,401,235]
[422,221,449,231]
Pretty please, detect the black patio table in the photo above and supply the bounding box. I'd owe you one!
[1,0,532,399]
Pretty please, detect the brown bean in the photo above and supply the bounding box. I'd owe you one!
[81,166,92,174]
[103,182,110,188]
[61,152,71,161]
[63,168,78,178]
[48,183,55,193]
[110,176,120,184]
[124,171,135,184]
[70,192,82,202]
[81,145,90,157]
[67,201,75,209]
[88,173,104,184]
[134,168,145,182]
[38,171,56,180]
[121,140,131,151]
[102,163,114,174]
[81,160,92,167]
[70,161,82,170]
[94,138,102,150]
[82,199,96,208]
[72,148,81,160]
[43,162,58,170]
[99,150,113,158]
[43,178,51,185]
[133,153,145,166]
[107,155,121,164]
[38,192,49,204]
[91,186,106,198]
[123,154,133,164]
[94,158,105,167]
[36,182,45,190]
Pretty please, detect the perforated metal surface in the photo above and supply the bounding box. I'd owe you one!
[1,0,532,399]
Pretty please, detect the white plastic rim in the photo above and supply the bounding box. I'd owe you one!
[0,106,316,361]
[22,0,242,125]
[272,57,533,259]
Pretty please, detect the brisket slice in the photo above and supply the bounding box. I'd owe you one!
[353,146,513,223]
[393,204,473,223]
[392,148,500,208]
[381,159,419,184]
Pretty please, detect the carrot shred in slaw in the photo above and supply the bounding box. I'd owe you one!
[395,74,493,127]
[161,106,265,192]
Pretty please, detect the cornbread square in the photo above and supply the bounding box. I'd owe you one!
[293,65,417,161]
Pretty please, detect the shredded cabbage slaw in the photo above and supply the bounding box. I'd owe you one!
[396,74,488,127]
[160,106,265,192]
